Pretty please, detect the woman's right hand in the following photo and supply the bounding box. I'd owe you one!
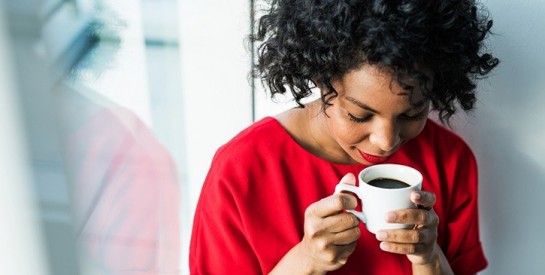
[300,173,361,273]
[269,173,361,275]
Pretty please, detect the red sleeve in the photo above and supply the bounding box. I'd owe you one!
[443,144,487,275]
[189,149,262,275]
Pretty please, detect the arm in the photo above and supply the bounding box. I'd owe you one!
[189,167,262,273]
[375,132,486,274]
[269,243,326,275]
[411,243,454,275]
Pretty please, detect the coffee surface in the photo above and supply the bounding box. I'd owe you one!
[367,178,410,189]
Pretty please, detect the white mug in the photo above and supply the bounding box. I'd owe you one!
[334,164,422,234]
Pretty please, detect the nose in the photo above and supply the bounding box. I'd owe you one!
[368,120,400,153]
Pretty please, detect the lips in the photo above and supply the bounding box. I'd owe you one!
[358,149,390,164]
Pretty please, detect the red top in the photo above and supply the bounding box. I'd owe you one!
[190,117,487,275]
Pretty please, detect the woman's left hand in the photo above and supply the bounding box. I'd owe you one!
[375,190,440,265]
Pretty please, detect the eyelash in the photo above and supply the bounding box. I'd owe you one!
[348,113,372,123]
[348,111,427,124]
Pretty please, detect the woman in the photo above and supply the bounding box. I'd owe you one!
[190,0,498,274]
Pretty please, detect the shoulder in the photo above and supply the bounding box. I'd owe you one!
[216,116,285,155]
[400,119,477,180]
[413,120,479,192]
[419,119,475,159]
[202,116,299,200]
[208,117,290,173]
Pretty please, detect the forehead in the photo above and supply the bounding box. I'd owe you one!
[337,65,427,107]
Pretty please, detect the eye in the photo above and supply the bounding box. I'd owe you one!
[348,113,372,123]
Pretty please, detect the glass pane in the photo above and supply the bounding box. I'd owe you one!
[3,0,253,274]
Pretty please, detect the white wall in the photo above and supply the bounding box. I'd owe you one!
[454,1,545,274]
[178,0,252,273]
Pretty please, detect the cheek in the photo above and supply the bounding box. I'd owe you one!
[328,110,367,145]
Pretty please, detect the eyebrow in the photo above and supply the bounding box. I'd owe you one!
[344,96,428,114]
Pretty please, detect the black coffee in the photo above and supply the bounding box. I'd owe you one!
[368,178,410,189]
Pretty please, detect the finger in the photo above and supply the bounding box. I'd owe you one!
[339,173,356,186]
[375,228,435,244]
[335,242,357,264]
[411,191,436,210]
[321,212,360,233]
[379,241,428,255]
[319,242,357,268]
[385,209,438,226]
[331,225,361,245]
[335,173,358,210]
[306,193,358,218]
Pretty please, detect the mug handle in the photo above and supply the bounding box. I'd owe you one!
[334,182,366,223]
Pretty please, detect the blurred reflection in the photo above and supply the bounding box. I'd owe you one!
[4,0,244,273]
[55,83,180,274]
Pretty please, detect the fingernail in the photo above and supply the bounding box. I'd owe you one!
[376,231,387,241]
[413,192,421,200]
[380,242,389,251]
[385,212,396,222]
[340,173,356,184]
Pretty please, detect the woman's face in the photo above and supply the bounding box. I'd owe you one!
[322,65,430,165]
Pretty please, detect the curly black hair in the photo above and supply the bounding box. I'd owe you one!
[251,0,499,123]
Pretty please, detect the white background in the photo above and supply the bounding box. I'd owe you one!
[455,1,545,273]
